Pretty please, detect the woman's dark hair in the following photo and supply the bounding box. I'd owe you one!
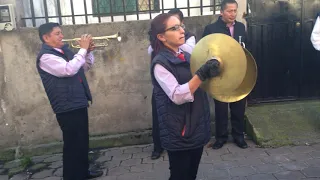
[168,8,183,21]
[148,13,173,60]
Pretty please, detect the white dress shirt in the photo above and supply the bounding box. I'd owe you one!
[311,16,320,51]
[153,49,194,105]
[39,48,94,77]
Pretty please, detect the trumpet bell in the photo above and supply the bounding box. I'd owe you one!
[190,33,258,103]
[116,32,122,41]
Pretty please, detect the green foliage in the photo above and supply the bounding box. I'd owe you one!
[20,156,32,169]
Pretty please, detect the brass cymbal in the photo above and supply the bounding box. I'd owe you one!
[190,33,257,103]
[190,33,247,93]
[206,48,258,102]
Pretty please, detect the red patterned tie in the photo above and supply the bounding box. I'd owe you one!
[182,125,186,136]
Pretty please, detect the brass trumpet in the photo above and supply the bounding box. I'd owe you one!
[62,32,122,48]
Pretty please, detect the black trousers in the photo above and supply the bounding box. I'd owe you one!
[151,94,162,152]
[56,107,89,180]
[167,147,204,180]
[214,98,246,142]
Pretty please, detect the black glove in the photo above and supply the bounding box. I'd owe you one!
[195,59,220,81]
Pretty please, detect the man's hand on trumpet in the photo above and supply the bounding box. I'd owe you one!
[77,34,92,50]
[88,40,96,53]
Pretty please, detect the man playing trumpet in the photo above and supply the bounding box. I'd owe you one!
[36,22,103,180]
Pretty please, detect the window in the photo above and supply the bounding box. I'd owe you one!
[211,0,223,12]
[92,0,160,16]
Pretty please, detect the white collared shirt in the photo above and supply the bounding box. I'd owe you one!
[39,47,94,77]
[311,16,320,51]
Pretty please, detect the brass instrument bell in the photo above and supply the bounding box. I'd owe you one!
[190,33,257,103]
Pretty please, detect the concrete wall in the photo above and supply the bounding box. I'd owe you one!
[0,15,220,148]
[236,0,247,27]
[0,0,247,149]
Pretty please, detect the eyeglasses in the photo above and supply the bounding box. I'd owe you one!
[165,24,186,32]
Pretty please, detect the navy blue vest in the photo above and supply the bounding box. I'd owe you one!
[150,49,211,151]
[36,44,92,114]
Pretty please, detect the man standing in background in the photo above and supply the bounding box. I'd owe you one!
[202,0,249,150]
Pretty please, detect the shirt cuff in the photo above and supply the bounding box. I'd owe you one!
[86,51,93,57]
[78,48,87,57]
[180,83,194,102]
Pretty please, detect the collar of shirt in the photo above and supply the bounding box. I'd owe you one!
[228,21,235,37]
[228,21,235,27]
[175,49,183,56]
[54,48,64,54]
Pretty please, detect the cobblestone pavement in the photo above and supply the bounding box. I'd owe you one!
[2,140,320,180]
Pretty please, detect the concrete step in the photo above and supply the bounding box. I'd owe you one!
[245,100,320,147]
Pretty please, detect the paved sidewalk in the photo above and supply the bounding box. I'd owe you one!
[3,140,320,180]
